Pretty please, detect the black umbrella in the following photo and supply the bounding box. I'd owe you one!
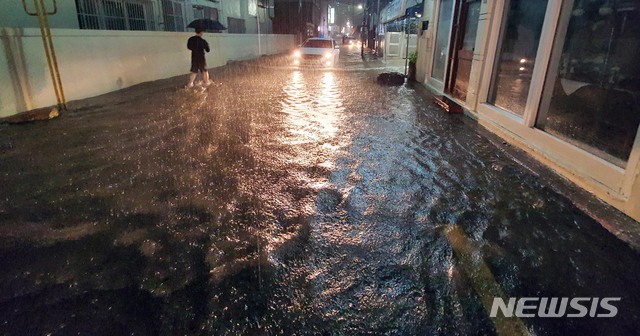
[187,19,226,31]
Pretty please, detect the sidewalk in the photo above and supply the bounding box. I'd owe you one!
[348,46,640,250]
[407,78,640,251]
[362,49,407,73]
[474,121,640,250]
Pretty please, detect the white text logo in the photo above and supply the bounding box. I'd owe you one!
[490,297,621,318]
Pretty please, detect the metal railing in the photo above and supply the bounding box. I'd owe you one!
[22,0,67,110]
[76,0,155,31]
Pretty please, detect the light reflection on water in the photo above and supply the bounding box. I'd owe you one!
[0,57,639,335]
[494,75,530,116]
[281,71,342,146]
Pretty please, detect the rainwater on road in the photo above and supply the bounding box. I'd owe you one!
[0,46,639,336]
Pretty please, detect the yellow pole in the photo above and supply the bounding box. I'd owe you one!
[39,0,66,110]
[32,0,62,109]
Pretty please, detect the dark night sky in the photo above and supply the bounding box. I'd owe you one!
[329,0,393,27]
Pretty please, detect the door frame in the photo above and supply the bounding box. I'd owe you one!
[444,0,468,95]
[428,0,455,92]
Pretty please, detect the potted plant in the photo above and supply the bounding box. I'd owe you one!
[408,51,418,81]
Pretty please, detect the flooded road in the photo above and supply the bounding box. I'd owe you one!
[1,47,639,335]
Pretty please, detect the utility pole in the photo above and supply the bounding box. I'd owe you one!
[257,9,262,55]
[360,2,366,58]
[361,19,365,57]
[376,0,381,55]
[298,0,303,44]
[404,19,410,76]
[351,0,355,34]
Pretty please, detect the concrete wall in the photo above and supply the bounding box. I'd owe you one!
[0,1,274,34]
[0,0,79,29]
[243,8,273,35]
[0,28,294,118]
[193,0,273,34]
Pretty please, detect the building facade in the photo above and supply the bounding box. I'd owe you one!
[0,0,292,119]
[0,0,273,34]
[273,0,328,43]
[415,0,640,221]
[378,0,422,59]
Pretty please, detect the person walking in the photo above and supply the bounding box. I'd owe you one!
[186,27,212,88]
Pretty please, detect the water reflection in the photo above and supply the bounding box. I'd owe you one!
[489,0,548,116]
[0,56,639,335]
[536,0,640,165]
[281,71,343,146]
[494,76,530,115]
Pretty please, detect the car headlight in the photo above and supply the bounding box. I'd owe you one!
[323,52,332,59]
[293,50,301,58]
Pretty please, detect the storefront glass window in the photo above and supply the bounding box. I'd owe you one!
[537,0,640,166]
[489,0,549,116]
[432,0,454,81]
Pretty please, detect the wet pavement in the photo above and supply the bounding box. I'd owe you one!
[1,46,639,336]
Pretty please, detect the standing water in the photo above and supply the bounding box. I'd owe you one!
[0,49,639,335]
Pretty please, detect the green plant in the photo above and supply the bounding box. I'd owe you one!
[408,51,418,65]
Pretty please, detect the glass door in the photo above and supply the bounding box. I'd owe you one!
[446,0,481,101]
[431,0,455,82]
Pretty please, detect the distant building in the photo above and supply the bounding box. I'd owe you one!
[378,0,422,58]
[273,0,327,42]
[0,0,273,34]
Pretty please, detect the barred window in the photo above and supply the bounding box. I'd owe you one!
[126,3,147,30]
[76,0,100,29]
[193,6,218,21]
[103,1,125,30]
[227,17,245,34]
[161,0,185,32]
[75,0,154,31]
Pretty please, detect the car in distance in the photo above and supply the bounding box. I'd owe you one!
[291,38,340,67]
[343,35,358,45]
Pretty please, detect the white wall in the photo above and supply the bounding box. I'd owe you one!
[0,0,79,29]
[0,28,295,118]
[189,0,272,34]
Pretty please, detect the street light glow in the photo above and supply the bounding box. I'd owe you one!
[357,4,363,9]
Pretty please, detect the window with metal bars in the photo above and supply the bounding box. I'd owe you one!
[193,6,218,21]
[227,17,246,34]
[161,0,185,32]
[75,0,154,31]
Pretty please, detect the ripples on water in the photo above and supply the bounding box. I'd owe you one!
[0,61,639,335]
